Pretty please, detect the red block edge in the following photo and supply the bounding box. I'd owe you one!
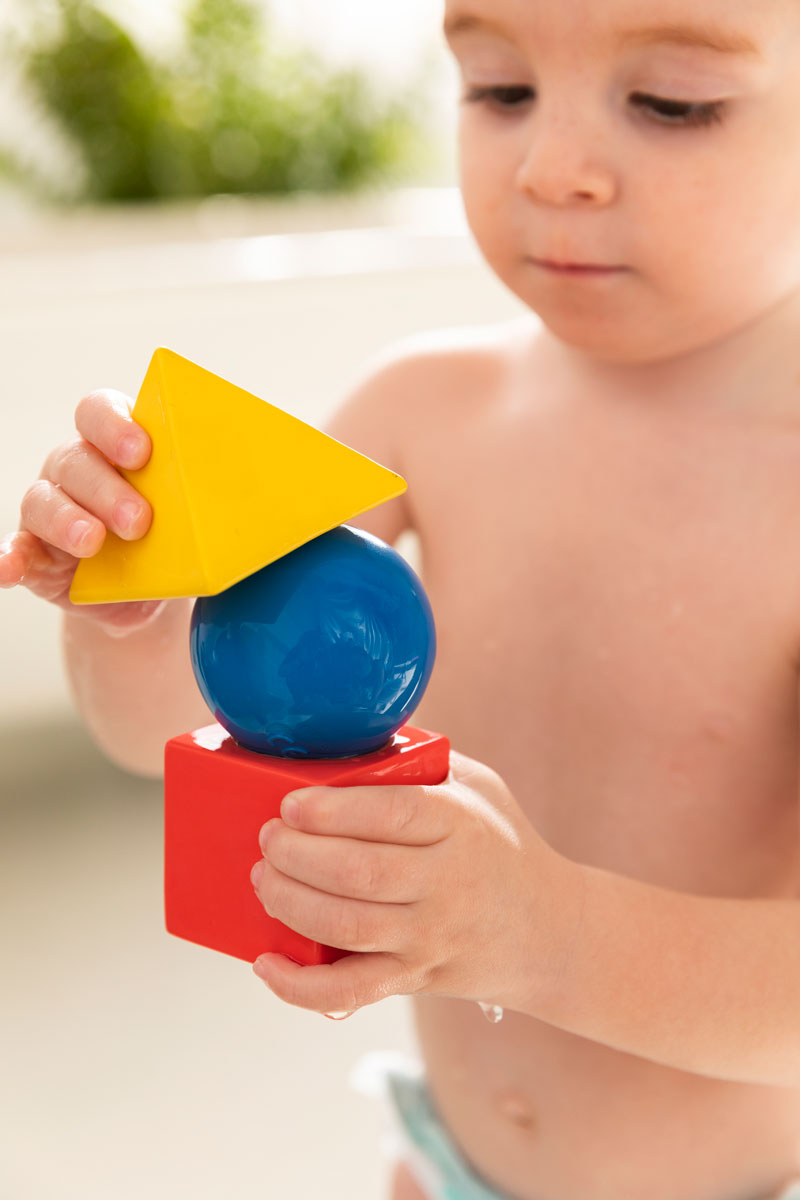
[164,724,450,965]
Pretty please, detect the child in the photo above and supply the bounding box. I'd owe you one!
[4,0,800,1195]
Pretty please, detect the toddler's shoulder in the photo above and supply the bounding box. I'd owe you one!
[330,317,536,441]
[324,319,535,544]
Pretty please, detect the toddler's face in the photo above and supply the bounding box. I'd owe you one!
[445,0,800,365]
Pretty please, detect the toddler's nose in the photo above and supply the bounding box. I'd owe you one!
[515,108,617,208]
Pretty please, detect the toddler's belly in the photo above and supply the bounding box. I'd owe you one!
[413,997,800,1200]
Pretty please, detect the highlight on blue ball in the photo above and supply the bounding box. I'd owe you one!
[190,525,436,758]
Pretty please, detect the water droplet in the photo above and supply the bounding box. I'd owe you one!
[323,1010,355,1021]
[478,1002,504,1024]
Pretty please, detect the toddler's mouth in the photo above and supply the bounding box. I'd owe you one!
[529,257,628,277]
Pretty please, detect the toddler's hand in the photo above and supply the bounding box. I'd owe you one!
[0,389,162,633]
[249,752,583,1017]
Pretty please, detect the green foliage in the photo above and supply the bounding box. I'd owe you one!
[2,0,423,203]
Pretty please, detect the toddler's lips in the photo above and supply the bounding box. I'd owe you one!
[529,257,628,277]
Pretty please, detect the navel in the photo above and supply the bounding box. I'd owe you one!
[495,1089,537,1132]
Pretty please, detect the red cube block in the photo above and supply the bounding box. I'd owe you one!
[164,723,450,965]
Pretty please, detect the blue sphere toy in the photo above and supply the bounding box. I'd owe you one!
[190,525,436,758]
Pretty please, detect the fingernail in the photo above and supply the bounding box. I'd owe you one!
[0,568,21,587]
[69,519,93,549]
[281,793,301,824]
[113,499,141,536]
[258,819,278,853]
[118,434,144,466]
[0,540,23,586]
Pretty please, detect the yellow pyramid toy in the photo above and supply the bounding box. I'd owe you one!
[70,348,406,604]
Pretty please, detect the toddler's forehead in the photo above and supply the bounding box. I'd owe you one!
[442,0,794,39]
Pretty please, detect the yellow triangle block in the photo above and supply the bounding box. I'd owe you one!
[70,348,406,604]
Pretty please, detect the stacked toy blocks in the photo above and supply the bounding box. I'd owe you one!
[70,348,448,967]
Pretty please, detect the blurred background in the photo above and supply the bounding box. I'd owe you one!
[0,2,523,1197]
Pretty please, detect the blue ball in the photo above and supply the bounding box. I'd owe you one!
[190,525,436,758]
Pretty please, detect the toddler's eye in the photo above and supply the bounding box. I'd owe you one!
[464,85,535,110]
[630,92,725,128]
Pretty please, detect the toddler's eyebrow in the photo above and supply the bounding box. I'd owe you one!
[618,22,761,57]
[443,11,761,58]
[443,12,511,43]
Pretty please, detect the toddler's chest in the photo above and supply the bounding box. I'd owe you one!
[415,416,800,896]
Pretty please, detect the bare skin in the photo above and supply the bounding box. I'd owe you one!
[10,312,800,1200]
[367,317,800,1200]
[6,0,800,1196]
[391,1162,427,1200]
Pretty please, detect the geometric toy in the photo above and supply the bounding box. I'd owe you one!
[67,347,444,966]
[190,525,437,759]
[164,723,451,964]
[167,523,443,964]
[69,347,406,604]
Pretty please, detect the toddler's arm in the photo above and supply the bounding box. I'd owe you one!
[1,354,415,776]
[0,389,209,775]
[250,758,800,1089]
[322,348,415,547]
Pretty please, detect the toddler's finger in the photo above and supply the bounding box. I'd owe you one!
[258,822,426,903]
[0,531,28,586]
[280,782,453,846]
[253,858,409,953]
[74,389,150,469]
[0,529,76,600]
[253,950,415,1014]
[41,440,151,542]
[20,479,106,558]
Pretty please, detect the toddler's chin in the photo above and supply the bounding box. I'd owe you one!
[536,311,718,369]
